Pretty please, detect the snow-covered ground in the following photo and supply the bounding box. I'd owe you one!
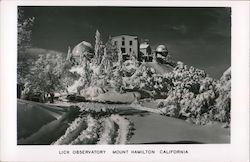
[92,91,140,103]
[127,113,230,144]
[17,99,230,144]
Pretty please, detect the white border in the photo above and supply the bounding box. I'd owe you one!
[0,1,249,162]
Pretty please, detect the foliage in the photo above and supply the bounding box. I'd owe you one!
[125,60,230,126]
[125,65,173,98]
[164,54,177,67]
[111,65,124,92]
[17,8,35,84]
[100,49,113,79]
[105,36,119,63]
[214,67,231,124]
[23,54,67,102]
[94,30,104,65]
[99,36,119,80]
[77,57,92,93]
[158,63,230,126]
[18,8,35,54]
[60,61,81,90]
[122,60,139,77]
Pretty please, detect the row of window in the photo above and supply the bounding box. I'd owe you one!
[121,47,133,53]
[114,40,133,46]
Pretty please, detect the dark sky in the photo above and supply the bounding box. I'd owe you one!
[21,6,231,79]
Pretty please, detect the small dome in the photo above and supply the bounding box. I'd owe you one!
[156,45,168,53]
[72,41,94,57]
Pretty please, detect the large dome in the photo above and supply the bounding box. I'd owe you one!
[156,45,168,57]
[72,41,94,58]
[156,45,168,53]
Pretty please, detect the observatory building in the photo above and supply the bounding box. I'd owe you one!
[67,37,169,64]
[111,35,139,61]
[67,41,94,65]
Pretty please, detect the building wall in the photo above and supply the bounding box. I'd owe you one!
[140,46,152,56]
[111,35,139,60]
[140,48,147,56]
[140,46,153,62]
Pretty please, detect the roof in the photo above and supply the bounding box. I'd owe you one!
[72,41,94,57]
[112,35,138,39]
[156,45,168,52]
[140,43,150,49]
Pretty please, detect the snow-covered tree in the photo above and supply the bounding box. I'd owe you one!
[125,60,229,125]
[17,7,35,85]
[94,30,104,65]
[112,65,124,92]
[105,36,119,63]
[165,54,177,67]
[101,48,112,77]
[116,49,124,71]
[156,62,225,125]
[76,57,92,93]
[24,54,66,103]
[18,8,35,56]
[214,67,231,125]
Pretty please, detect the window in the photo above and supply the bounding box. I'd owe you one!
[129,48,132,52]
[122,41,125,46]
[129,41,133,45]
[121,48,126,53]
[114,41,117,45]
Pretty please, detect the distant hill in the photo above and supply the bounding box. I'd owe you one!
[24,47,67,60]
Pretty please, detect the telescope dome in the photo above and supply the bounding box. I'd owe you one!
[156,45,168,53]
[156,45,168,56]
[72,41,94,59]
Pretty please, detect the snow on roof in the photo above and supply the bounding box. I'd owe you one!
[140,44,150,49]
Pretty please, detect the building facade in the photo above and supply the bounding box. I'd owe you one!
[111,35,139,61]
[68,36,168,64]
[139,43,153,62]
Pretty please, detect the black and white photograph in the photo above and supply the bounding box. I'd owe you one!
[1,1,250,161]
[17,6,232,145]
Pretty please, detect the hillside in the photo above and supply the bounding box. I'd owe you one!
[25,47,67,59]
[141,62,174,74]
[17,45,231,145]
[127,113,230,144]
[17,99,65,140]
[131,62,174,80]
[17,100,230,144]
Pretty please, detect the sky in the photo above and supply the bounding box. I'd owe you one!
[20,6,231,79]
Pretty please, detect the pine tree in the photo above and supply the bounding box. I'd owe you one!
[66,46,72,61]
[80,57,91,88]
[113,65,123,92]
[105,35,119,62]
[117,49,123,68]
[94,30,104,64]
[100,48,110,75]
[100,36,118,77]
